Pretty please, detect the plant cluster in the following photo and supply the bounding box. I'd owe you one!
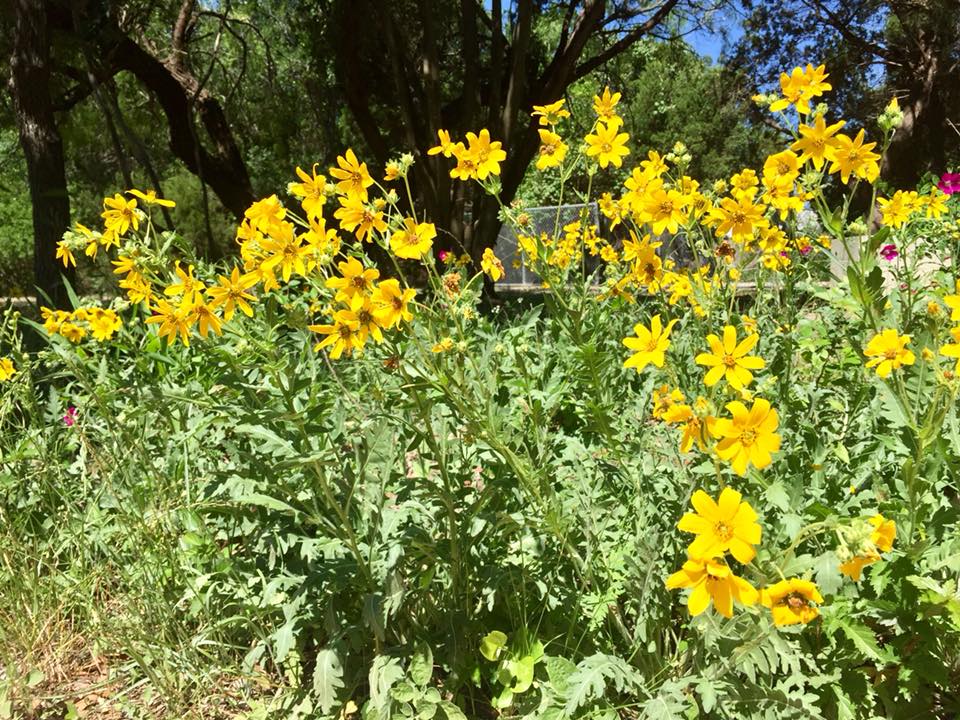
[3,63,960,718]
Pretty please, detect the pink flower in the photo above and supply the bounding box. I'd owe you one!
[880,244,899,261]
[63,406,77,426]
[438,250,450,263]
[937,172,960,196]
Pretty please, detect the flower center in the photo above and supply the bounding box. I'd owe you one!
[883,348,898,360]
[714,522,733,541]
[722,354,737,367]
[601,142,612,153]
[732,212,746,225]
[659,201,673,216]
[740,428,758,446]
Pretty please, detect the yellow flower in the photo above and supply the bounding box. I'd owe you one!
[531,99,570,126]
[940,326,960,366]
[384,162,401,182]
[864,328,915,378]
[695,325,765,390]
[769,64,831,115]
[838,554,878,582]
[945,281,960,321]
[326,256,380,309]
[87,308,122,341]
[878,191,913,228]
[289,164,327,219]
[666,556,758,618]
[207,267,259,321]
[432,337,455,353]
[640,151,668,177]
[593,86,621,121]
[677,487,761,563]
[536,129,567,170]
[390,218,437,260]
[829,129,881,184]
[59,322,86,343]
[329,148,374,200]
[760,579,823,626]
[481,248,504,281]
[244,195,286,232]
[712,399,781,476]
[622,314,678,372]
[145,297,195,347]
[870,514,897,552]
[428,129,457,158]
[791,115,845,170]
[56,241,76,268]
[309,310,365,359]
[371,279,416,328]
[102,193,140,236]
[164,262,206,300]
[641,184,686,235]
[0,357,16,382]
[259,223,311,282]
[128,188,175,207]
[652,385,685,419]
[467,129,506,179]
[923,189,948,219]
[711,194,767,243]
[585,121,630,169]
[334,195,388,242]
[762,150,801,182]
[662,403,710,453]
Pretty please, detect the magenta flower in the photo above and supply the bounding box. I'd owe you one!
[937,172,960,196]
[438,250,450,263]
[63,406,77,426]
[880,244,899,261]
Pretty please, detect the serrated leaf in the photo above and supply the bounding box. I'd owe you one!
[313,648,345,714]
[838,619,884,662]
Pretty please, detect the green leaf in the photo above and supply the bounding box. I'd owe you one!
[480,630,507,662]
[838,619,884,662]
[409,643,433,687]
[234,493,298,515]
[313,648,345,714]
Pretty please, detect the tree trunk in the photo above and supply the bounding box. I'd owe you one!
[9,0,74,309]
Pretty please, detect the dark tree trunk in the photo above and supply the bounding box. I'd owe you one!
[9,0,74,309]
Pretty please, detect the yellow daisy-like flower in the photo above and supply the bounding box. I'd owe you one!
[943,281,960,321]
[289,164,327,219]
[56,241,76,268]
[652,385,685,420]
[102,193,140,236]
[531,99,570,126]
[427,129,457,158]
[712,399,781,476]
[371,279,416,329]
[940,326,960,367]
[761,579,823,626]
[329,148,374,200]
[791,114,845,170]
[864,328,915,378]
[481,247,504,281]
[390,218,437,260]
[128,188,175,207]
[677,487,762,563]
[829,129,881,185]
[622,314,677,372]
[592,86,621,121]
[309,310,365,359]
[695,325,765,390]
[584,121,630,169]
[666,556,758,618]
[536,128,568,170]
[0,357,16,382]
[326,256,380,309]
